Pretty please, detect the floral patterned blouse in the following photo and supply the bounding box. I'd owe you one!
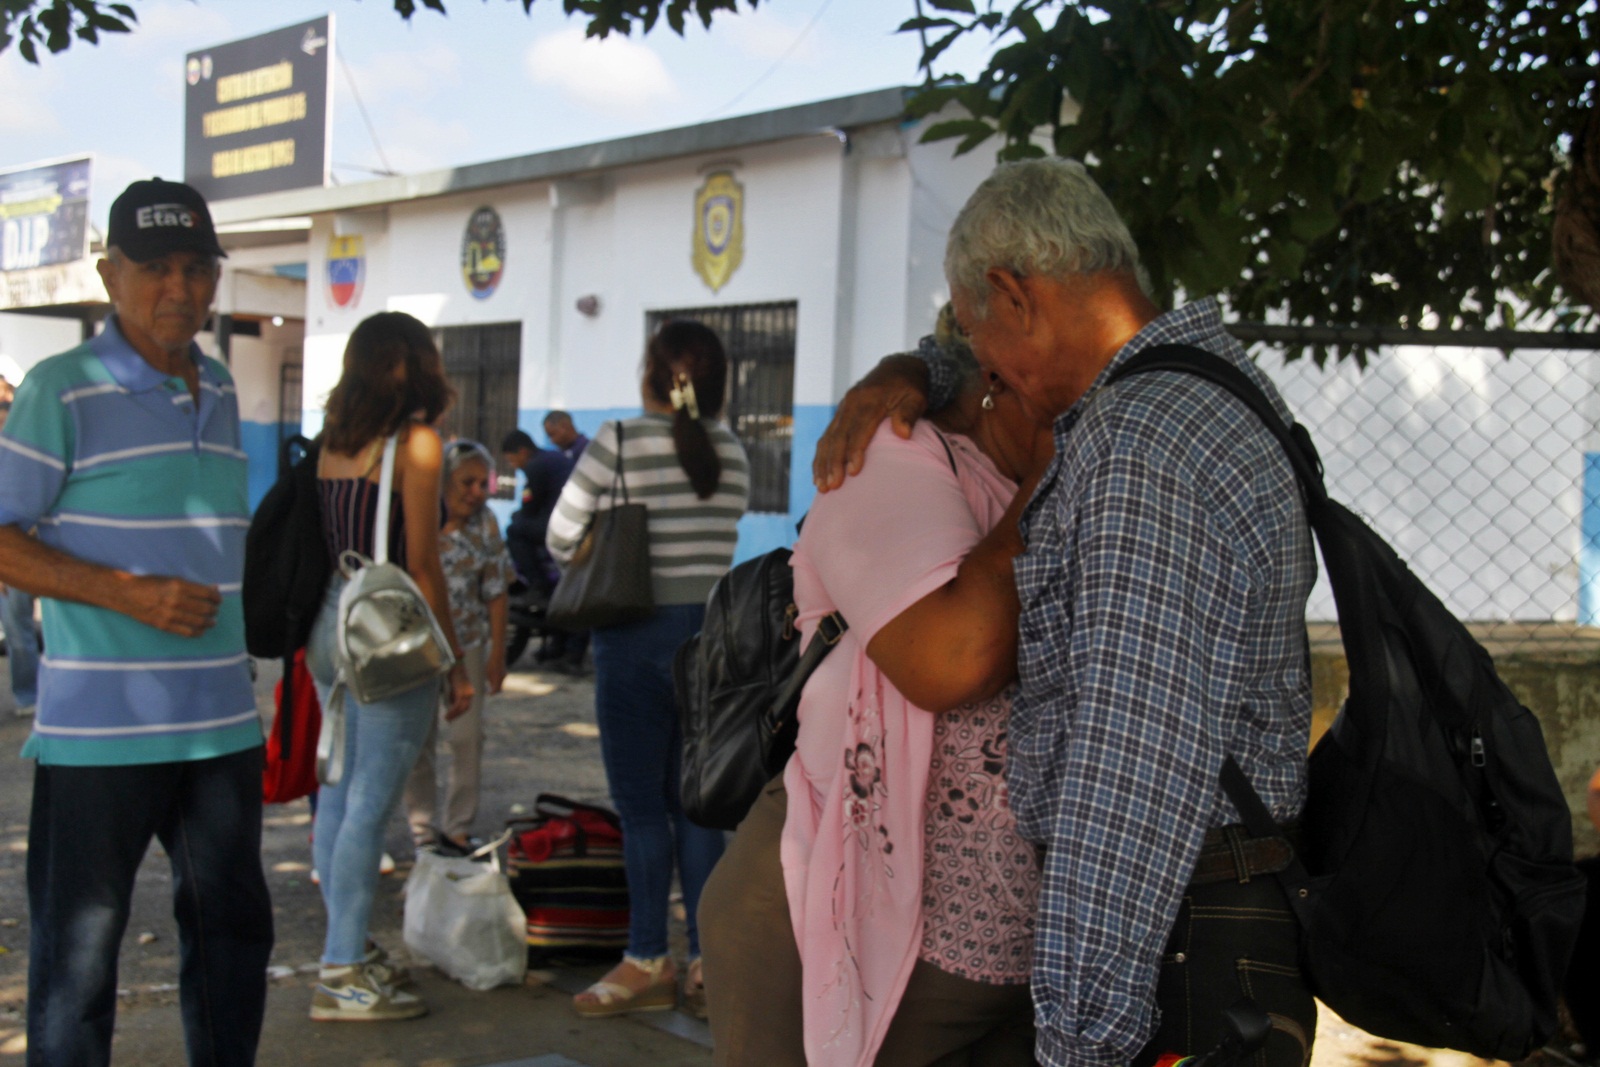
[441,507,513,651]
[920,685,1040,983]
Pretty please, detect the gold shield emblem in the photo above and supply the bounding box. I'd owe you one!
[692,171,744,293]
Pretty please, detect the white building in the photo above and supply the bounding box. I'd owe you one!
[209,87,996,558]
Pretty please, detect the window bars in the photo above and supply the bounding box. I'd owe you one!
[646,302,797,514]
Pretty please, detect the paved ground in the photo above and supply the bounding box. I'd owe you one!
[0,655,714,1067]
[0,651,1580,1066]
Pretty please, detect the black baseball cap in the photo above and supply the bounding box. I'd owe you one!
[106,178,228,262]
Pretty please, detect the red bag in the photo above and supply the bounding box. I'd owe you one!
[263,649,321,804]
[506,794,629,964]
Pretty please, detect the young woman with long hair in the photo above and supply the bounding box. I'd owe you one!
[305,310,472,1022]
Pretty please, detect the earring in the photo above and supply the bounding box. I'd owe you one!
[981,384,999,411]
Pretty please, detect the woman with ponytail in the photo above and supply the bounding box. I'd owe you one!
[547,319,749,1019]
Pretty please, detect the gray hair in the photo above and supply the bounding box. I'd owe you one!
[944,158,1141,315]
[444,438,493,479]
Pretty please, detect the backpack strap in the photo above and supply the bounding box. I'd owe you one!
[761,609,848,748]
[373,432,400,567]
[1220,755,1314,910]
[931,428,960,473]
[1104,344,1329,507]
[1103,344,1324,898]
[316,675,347,787]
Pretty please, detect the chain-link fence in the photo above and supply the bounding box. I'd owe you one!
[1238,328,1599,654]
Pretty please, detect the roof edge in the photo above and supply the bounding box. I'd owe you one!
[211,86,912,225]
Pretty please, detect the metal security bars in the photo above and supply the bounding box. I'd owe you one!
[646,302,798,514]
[434,322,522,498]
[277,358,302,460]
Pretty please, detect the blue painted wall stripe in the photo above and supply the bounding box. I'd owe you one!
[1581,453,1600,626]
[241,420,291,512]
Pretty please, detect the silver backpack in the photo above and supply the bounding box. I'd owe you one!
[316,432,455,785]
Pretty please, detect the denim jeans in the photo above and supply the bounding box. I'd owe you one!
[591,603,725,958]
[1136,873,1317,1067]
[305,581,437,965]
[27,747,274,1067]
[3,586,38,707]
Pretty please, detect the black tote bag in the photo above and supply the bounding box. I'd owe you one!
[545,422,654,631]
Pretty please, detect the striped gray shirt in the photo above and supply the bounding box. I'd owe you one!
[546,414,749,607]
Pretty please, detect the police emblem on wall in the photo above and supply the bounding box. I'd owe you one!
[326,234,364,309]
[692,170,744,293]
[461,206,505,300]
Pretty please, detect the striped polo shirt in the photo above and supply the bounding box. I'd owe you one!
[547,415,749,606]
[0,318,259,766]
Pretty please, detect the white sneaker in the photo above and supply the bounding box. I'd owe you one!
[310,963,427,1022]
[15,705,33,718]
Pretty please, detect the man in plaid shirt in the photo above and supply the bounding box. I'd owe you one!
[814,159,1318,1067]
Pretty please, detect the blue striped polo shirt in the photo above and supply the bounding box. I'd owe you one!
[0,317,260,766]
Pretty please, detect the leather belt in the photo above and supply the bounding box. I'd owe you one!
[1188,823,1299,886]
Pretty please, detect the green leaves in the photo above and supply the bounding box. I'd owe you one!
[535,0,761,39]
[0,0,764,59]
[908,0,1599,362]
[1,0,135,63]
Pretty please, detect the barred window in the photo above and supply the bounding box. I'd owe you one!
[645,302,797,514]
[278,356,302,444]
[433,322,522,498]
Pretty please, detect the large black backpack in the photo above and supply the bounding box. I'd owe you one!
[243,434,331,752]
[1107,344,1586,1060]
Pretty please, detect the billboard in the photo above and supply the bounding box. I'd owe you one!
[183,16,333,201]
[0,157,91,273]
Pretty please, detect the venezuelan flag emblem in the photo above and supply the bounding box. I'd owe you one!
[326,234,364,309]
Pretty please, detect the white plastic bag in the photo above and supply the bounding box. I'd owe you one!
[402,839,527,991]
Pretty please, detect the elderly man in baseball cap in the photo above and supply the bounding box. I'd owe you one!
[0,178,273,1067]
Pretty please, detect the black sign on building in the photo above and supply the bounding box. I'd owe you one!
[183,16,333,202]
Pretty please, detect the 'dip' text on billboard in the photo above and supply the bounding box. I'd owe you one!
[0,157,91,273]
[183,16,332,202]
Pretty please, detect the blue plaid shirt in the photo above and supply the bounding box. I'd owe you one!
[927,299,1315,1065]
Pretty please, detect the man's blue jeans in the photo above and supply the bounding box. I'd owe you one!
[27,747,274,1067]
[305,580,436,965]
[591,603,726,958]
[2,587,38,707]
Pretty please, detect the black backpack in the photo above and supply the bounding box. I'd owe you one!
[674,547,846,830]
[243,434,332,752]
[1107,344,1586,1060]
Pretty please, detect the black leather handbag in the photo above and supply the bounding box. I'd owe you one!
[546,423,654,631]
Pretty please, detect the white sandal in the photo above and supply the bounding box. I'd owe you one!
[573,954,677,1017]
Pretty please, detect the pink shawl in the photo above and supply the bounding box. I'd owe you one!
[782,421,1019,1067]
